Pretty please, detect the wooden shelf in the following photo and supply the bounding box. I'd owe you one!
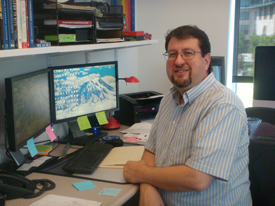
[0,40,158,60]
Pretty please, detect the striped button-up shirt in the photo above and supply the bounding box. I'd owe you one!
[145,73,252,206]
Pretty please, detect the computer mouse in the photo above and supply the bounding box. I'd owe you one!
[105,138,124,147]
[102,117,121,130]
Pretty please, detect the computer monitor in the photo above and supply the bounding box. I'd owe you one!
[253,46,275,109]
[50,61,119,144]
[4,69,52,165]
[211,56,225,85]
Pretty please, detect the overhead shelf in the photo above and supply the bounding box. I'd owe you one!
[0,40,159,60]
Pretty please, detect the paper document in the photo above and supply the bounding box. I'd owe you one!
[29,194,101,206]
[120,122,152,135]
[99,146,145,168]
[135,94,164,100]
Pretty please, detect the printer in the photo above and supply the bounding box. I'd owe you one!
[114,91,163,126]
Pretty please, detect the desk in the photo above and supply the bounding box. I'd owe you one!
[6,173,139,206]
[5,125,140,206]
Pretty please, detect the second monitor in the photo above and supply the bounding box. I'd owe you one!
[50,61,119,144]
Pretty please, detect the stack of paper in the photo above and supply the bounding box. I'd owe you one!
[120,122,152,144]
[99,146,144,168]
[36,145,52,155]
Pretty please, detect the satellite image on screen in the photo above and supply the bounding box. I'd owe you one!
[13,73,51,144]
[53,64,117,120]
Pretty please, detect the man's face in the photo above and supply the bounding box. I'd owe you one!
[166,37,211,95]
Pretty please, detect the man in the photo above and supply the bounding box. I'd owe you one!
[123,25,252,206]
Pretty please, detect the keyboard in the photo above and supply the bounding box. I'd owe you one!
[62,142,114,174]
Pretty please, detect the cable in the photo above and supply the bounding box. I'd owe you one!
[24,179,56,199]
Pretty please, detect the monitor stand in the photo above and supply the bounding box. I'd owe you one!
[7,150,26,166]
[58,121,108,146]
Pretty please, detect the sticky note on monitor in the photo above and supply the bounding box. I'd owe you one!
[95,111,108,125]
[27,138,38,157]
[77,116,92,131]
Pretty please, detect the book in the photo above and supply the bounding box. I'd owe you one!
[123,31,144,36]
[112,0,131,32]
[1,0,9,49]
[44,19,92,25]
[24,0,28,47]
[43,3,95,11]
[15,0,21,48]
[20,0,27,48]
[12,0,17,48]
[98,146,144,168]
[7,0,15,48]
[0,0,3,49]
[27,0,34,47]
[0,20,2,49]
[130,0,135,31]
[124,0,131,31]
[44,20,92,28]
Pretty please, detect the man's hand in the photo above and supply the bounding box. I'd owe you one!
[123,160,147,183]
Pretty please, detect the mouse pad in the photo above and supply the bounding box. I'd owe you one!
[36,152,127,184]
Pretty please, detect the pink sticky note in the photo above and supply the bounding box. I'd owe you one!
[125,137,139,142]
[46,125,57,142]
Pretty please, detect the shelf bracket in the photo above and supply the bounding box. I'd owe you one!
[85,52,90,63]
[47,54,52,67]
[114,49,119,61]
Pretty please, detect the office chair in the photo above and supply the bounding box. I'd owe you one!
[245,107,275,206]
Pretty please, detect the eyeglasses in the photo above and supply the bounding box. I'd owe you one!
[163,49,203,61]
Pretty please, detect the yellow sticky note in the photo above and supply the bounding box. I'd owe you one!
[95,111,108,125]
[77,116,92,131]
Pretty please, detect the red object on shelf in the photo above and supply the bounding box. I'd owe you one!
[123,31,144,36]
[144,33,152,40]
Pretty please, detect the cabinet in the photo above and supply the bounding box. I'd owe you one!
[33,0,96,46]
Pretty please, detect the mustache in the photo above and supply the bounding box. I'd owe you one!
[174,65,191,71]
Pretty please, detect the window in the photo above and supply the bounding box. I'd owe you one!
[233,0,275,107]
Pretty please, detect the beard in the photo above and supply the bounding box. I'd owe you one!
[171,67,192,88]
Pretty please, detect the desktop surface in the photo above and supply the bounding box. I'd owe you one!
[4,125,140,206]
[5,172,139,206]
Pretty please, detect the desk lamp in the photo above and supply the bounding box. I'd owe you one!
[119,76,140,84]
[102,76,140,130]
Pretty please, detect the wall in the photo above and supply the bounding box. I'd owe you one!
[0,0,231,164]
[135,0,231,94]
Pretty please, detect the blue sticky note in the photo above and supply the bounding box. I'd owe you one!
[27,138,38,157]
[98,188,122,197]
[72,181,96,191]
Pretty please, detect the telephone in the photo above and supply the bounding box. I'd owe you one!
[0,170,55,200]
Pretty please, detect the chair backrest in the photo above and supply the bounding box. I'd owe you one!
[245,107,275,206]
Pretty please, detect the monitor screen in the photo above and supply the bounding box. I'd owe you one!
[253,46,275,101]
[50,61,119,124]
[5,69,52,152]
[211,56,225,85]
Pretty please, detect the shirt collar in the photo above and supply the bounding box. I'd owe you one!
[170,73,216,105]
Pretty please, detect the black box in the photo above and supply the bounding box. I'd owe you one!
[114,91,163,126]
[76,29,88,41]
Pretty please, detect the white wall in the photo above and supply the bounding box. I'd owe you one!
[135,0,231,94]
[0,0,231,164]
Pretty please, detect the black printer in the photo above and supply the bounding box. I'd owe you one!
[114,91,163,126]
